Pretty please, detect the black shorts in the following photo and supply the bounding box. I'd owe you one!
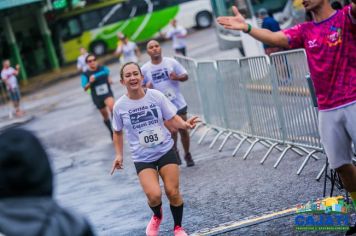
[134,148,179,174]
[175,47,186,56]
[91,93,113,109]
[177,106,188,116]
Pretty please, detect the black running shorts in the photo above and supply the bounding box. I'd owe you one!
[92,93,113,109]
[134,148,179,174]
[177,106,188,116]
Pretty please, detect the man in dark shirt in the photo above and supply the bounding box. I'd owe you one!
[258,8,282,55]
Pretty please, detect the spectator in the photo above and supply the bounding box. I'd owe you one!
[0,128,95,236]
[1,59,24,117]
[257,8,283,55]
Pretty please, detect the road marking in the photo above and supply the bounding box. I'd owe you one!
[191,207,297,236]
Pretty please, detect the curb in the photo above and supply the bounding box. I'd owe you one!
[0,115,35,131]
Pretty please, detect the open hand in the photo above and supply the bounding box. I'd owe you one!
[110,155,123,175]
[217,6,248,31]
[185,116,201,129]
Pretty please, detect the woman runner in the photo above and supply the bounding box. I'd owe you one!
[110,62,199,236]
[81,54,115,139]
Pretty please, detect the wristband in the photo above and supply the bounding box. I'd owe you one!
[243,23,252,33]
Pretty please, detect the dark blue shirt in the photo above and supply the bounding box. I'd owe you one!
[262,17,281,48]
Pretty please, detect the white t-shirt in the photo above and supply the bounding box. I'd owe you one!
[1,67,18,90]
[166,25,187,49]
[118,41,138,63]
[112,89,177,163]
[141,57,188,110]
[77,53,88,72]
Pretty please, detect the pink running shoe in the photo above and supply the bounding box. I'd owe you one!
[146,215,162,236]
[174,226,188,236]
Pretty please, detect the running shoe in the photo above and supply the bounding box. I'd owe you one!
[146,215,162,236]
[174,226,188,236]
[184,153,195,167]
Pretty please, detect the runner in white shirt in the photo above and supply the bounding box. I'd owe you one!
[163,19,188,56]
[1,59,24,117]
[76,47,89,73]
[115,34,141,63]
[111,62,199,236]
[142,40,195,167]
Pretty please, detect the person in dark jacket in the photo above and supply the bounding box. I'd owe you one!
[0,128,95,236]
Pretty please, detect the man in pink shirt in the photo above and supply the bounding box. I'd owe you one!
[218,0,356,234]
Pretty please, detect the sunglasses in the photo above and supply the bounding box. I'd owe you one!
[87,58,96,63]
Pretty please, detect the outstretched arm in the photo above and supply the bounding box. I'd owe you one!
[115,44,123,56]
[217,6,289,48]
[13,65,20,76]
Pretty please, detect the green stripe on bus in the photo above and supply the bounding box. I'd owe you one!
[133,6,179,41]
[62,6,178,62]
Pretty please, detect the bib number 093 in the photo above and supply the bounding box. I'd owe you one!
[139,127,164,148]
[144,134,159,143]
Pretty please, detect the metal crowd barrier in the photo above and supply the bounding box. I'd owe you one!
[270,50,322,174]
[175,56,206,137]
[175,49,324,176]
[194,61,229,145]
[216,59,251,152]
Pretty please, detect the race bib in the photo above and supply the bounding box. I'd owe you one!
[95,84,109,95]
[139,126,164,148]
[164,88,176,101]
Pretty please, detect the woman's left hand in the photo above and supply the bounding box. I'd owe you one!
[185,116,200,129]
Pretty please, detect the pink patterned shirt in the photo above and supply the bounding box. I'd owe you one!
[282,5,356,110]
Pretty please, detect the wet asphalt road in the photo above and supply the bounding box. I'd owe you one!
[11,28,346,235]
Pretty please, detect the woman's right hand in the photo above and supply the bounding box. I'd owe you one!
[110,155,123,175]
[217,6,248,31]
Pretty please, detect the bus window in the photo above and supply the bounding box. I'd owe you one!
[128,0,148,17]
[100,4,130,26]
[80,11,101,30]
[167,0,191,6]
[60,18,82,41]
